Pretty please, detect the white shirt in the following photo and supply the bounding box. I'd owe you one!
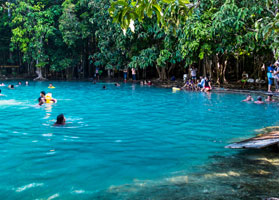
[132,68,136,75]
[190,68,197,77]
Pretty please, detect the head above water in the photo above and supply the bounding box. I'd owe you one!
[40,91,46,97]
[103,85,106,89]
[56,114,66,125]
[257,96,262,101]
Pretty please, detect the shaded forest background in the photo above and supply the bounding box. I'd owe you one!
[0,0,279,84]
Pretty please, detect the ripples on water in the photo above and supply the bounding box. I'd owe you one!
[0,81,279,199]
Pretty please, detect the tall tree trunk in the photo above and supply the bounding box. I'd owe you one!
[216,54,222,85]
[156,67,167,80]
[167,63,175,78]
[203,57,206,77]
[156,66,162,80]
[108,69,111,79]
[34,59,46,80]
[223,59,228,84]
[236,56,239,81]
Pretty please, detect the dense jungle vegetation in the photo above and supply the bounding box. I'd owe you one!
[0,0,278,83]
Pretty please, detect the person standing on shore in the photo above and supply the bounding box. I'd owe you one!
[273,61,279,92]
[95,67,99,81]
[267,62,274,92]
[190,66,197,83]
[132,68,136,81]
[123,68,128,82]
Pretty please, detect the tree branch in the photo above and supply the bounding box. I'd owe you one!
[267,7,276,16]
[275,0,278,14]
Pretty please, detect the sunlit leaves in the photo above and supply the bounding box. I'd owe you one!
[109,0,196,34]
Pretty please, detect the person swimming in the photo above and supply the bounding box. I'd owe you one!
[265,94,275,102]
[254,96,265,104]
[25,81,29,86]
[9,85,14,89]
[115,83,120,87]
[54,114,66,126]
[38,91,46,106]
[242,95,254,102]
[48,83,55,89]
[102,85,106,89]
[0,83,5,86]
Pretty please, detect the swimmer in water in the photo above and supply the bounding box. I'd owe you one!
[9,85,14,89]
[0,83,5,86]
[54,114,66,126]
[115,83,120,87]
[48,83,55,88]
[0,89,4,96]
[25,81,29,86]
[38,91,46,106]
[242,95,254,102]
[102,85,106,89]
[265,94,275,102]
[254,96,265,104]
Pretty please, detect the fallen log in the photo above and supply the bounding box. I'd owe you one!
[226,131,279,149]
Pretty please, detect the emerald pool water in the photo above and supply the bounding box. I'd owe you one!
[1,81,279,199]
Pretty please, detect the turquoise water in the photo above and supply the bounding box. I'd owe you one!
[0,81,279,199]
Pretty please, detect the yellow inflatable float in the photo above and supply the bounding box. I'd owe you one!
[172,87,181,92]
[45,93,57,104]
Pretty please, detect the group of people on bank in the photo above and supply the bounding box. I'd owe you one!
[180,76,212,92]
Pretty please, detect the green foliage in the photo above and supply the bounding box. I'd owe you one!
[128,47,158,68]
[59,0,81,46]
[10,0,58,70]
[0,0,276,81]
[109,0,196,34]
[255,0,279,58]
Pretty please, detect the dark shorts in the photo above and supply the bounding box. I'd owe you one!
[192,76,197,79]
[268,77,273,85]
[132,74,136,80]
